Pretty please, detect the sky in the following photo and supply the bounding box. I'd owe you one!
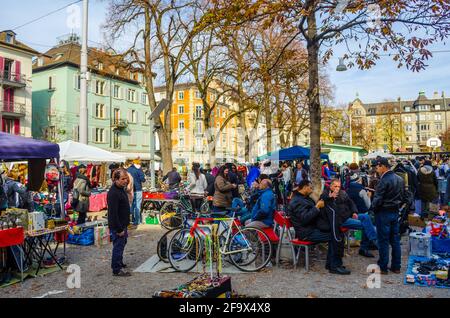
[1,0,449,105]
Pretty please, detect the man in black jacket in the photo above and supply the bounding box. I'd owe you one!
[287,180,350,275]
[108,169,132,277]
[370,158,405,275]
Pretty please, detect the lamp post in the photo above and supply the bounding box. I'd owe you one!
[79,0,89,144]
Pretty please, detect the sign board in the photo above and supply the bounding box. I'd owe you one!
[149,99,170,120]
[426,137,442,148]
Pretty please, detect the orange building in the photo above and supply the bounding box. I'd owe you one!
[154,83,243,166]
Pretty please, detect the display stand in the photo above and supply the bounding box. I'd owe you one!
[0,227,25,282]
[24,226,67,276]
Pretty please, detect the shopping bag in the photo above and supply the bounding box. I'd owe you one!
[94,226,110,247]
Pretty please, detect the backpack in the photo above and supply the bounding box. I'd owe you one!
[71,188,80,208]
[0,177,7,210]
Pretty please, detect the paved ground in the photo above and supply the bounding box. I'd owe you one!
[1,224,449,298]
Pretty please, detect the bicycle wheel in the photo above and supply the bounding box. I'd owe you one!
[157,228,178,263]
[227,227,272,272]
[159,202,183,230]
[168,228,202,272]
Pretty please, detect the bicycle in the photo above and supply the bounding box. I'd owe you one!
[167,212,272,272]
[158,189,212,230]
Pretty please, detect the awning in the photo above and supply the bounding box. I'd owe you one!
[59,140,126,162]
[111,151,161,161]
[0,132,60,160]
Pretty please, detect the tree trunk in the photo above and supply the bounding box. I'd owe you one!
[204,117,217,167]
[306,11,322,200]
[264,80,272,153]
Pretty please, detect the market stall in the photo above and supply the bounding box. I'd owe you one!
[59,140,126,215]
[0,133,68,285]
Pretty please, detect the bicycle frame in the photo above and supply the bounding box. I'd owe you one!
[188,213,253,256]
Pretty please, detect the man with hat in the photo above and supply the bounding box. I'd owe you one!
[127,158,146,226]
[370,157,406,275]
[343,172,378,258]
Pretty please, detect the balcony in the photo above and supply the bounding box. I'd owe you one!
[0,71,27,88]
[112,119,128,131]
[0,101,26,117]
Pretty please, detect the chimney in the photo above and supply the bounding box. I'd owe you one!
[433,91,439,99]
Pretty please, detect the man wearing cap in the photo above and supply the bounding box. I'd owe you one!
[344,172,378,258]
[370,158,406,275]
[127,159,146,226]
[73,164,91,225]
[244,179,275,230]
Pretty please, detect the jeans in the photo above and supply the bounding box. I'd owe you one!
[245,220,269,229]
[307,229,343,270]
[341,213,377,252]
[414,200,422,215]
[232,198,248,215]
[111,229,128,274]
[375,211,401,272]
[131,191,143,225]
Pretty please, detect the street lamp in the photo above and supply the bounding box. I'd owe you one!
[336,58,348,72]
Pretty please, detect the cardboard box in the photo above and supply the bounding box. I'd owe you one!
[408,215,426,228]
[28,212,45,232]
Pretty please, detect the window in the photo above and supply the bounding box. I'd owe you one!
[435,105,441,110]
[96,80,105,95]
[113,108,120,124]
[6,33,13,44]
[435,113,442,121]
[128,132,137,145]
[369,108,376,114]
[406,136,412,142]
[196,138,202,149]
[178,120,185,131]
[127,89,136,102]
[95,103,106,119]
[98,63,103,70]
[179,138,184,149]
[195,90,201,99]
[178,91,184,100]
[178,105,184,114]
[113,85,120,98]
[419,114,426,121]
[196,121,202,134]
[74,74,81,90]
[405,124,412,132]
[115,68,120,76]
[46,126,56,140]
[141,93,148,105]
[195,106,202,119]
[131,110,138,123]
[436,123,443,131]
[95,128,105,143]
[113,131,121,149]
[144,112,150,125]
[404,115,411,122]
[210,92,216,102]
[419,105,430,111]
[420,124,430,131]
[370,117,376,124]
[404,106,411,112]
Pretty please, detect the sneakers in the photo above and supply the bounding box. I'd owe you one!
[113,269,131,277]
[329,266,351,275]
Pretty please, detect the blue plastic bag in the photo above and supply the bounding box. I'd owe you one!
[67,228,94,246]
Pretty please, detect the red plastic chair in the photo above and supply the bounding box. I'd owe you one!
[273,211,316,271]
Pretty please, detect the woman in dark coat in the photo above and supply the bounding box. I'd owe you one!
[417,160,438,216]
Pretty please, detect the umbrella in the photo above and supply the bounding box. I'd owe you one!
[363,151,395,160]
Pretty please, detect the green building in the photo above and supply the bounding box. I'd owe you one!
[321,143,368,164]
[32,35,156,160]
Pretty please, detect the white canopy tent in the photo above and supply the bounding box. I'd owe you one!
[363,151,395,160]
[58,140,126,162]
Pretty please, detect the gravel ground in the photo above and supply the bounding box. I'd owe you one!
[1,224,449,298]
